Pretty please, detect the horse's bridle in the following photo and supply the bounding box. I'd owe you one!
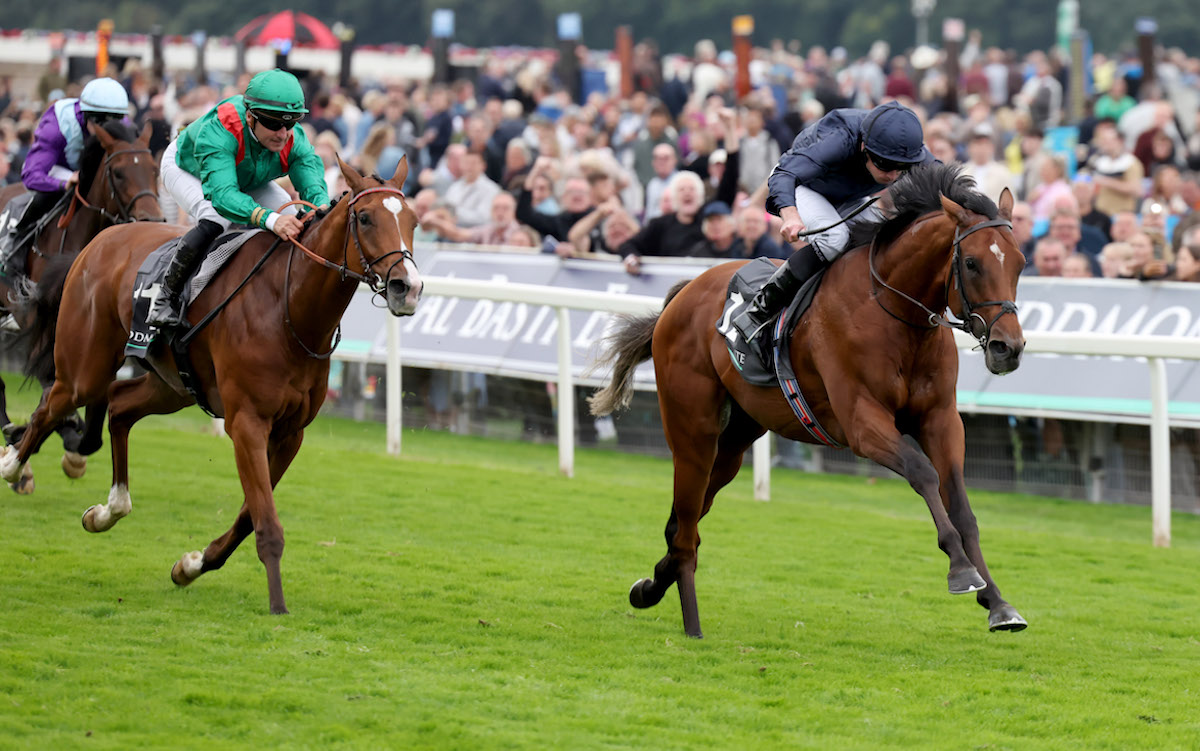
[869,215,1018,347]
[289,185,417,296]
[283,185,420,358]
[63,146,164,226]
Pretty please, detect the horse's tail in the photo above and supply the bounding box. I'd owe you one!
[588,279,690,416]
[16,251,77,384]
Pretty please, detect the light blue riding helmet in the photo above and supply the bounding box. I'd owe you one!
[79,77,130,116]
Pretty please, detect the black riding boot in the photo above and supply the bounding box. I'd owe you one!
[2,190,61,277]
[732,244,829,340]
[146,219,223,329]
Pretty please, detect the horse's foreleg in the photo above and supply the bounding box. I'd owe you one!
[918,408,1027,632]
[0,381,79,486]
[90,375,187,534]
[225,409,288,615]
[842,397,983,595]
[174,430,303,588]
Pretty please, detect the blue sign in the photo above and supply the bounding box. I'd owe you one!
[557,13,582,41]
[432,9,455,39]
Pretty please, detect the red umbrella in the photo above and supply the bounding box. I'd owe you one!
[234,10,340,50]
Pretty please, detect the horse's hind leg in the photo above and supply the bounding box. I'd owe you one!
[83,374,189,533]
[55,410,88,479]
[172,430,303,590]
[632,393,756,638]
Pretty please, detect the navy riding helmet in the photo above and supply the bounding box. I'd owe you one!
[861,101,925,171]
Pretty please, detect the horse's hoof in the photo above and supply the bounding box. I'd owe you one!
[82,505,101,533]
[61,452,87,479]
[685,628,704,639]
[8,464,34,495]
[1,423,19,445]
[0,445,24,484]
[948,568,987,595]
[629,578,664,609]
[988,605,1028,632]
[170,551,204,587]
[270,605,290,615]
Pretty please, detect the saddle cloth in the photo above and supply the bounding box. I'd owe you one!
[715,257,826,385]
[714,257,842,448]
[0,193,35,277]
[124,229,262,357]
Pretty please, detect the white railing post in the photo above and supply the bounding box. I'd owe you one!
[556,306,575,478]
[1149,356,1171,547]
[753,434,771,500]
[386,315,402,456]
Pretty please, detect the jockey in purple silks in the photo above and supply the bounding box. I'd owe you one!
[3,78,130,263]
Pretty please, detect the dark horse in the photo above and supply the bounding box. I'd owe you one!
[0,120,162,492]
[0,156,422,614]
[590,163,1027,637]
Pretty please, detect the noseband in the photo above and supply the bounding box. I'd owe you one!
[869,215,1018,347]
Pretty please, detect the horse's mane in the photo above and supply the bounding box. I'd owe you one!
[848,162,998,250]
[78,120,138,197]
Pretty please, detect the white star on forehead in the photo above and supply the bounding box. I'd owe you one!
[990,242,1005,267]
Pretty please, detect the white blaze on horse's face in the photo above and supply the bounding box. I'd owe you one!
[380,195,423,306]
[383,196,406,234]
[990,242,1005,268]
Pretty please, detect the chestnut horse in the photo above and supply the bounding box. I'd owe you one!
[0,120,162,492]
[591,164,1027,637]
[0,156,422,614]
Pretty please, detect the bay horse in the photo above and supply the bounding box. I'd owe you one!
[0,155,422,614]
[590,163,1027,637]
[0,120,162,492]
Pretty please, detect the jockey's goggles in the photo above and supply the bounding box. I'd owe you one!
[866,151,916,174]
[86,112,123,125]
[251,111,298,132]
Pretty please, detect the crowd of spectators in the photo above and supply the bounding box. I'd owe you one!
[1,30,1199,281]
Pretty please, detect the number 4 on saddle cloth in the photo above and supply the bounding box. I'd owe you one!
[124,229,262,357]
[715,256,843,448]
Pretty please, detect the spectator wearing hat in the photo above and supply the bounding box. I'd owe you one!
[961,123,1016,202]
[684,201,739,258]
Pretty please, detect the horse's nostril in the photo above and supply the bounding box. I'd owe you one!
[988,340,1010,358]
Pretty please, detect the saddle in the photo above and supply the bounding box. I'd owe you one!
[124,229,262,357]
[0,192,69,278]
[715,257,842,447]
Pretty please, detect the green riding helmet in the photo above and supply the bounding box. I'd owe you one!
[243,68,308,123]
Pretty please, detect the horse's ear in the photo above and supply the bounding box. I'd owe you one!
[337,153,366,193]
[997,187,1014,221]
[137,122,153,148]
[88,121,116,149]
[939,193,971,228]
[389,154,409,192]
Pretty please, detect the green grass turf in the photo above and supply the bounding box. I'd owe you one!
[0,377,1198,749]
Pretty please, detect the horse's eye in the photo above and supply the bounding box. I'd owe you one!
[357,212,371,226]
[113,169,125,181]
[964,256,979,272]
